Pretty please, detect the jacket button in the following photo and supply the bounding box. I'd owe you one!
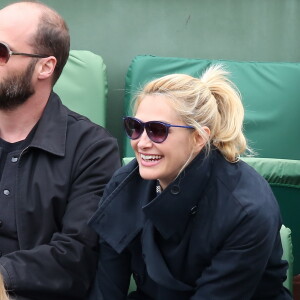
[11,156,18,163]
[171,185,180,195]
[3,189,10,196]
[190,205,198,215]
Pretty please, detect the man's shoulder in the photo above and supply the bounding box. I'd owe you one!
[63,105,115,142]
[49,92,108,136]
[65,105,100,128]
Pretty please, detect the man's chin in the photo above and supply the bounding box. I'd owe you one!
[0,97,28,110]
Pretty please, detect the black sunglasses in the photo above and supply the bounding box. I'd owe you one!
[123,116,194,143]
[0,41,49,66]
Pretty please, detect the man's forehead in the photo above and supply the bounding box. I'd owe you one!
[0,4,40,42]
[0,3,41,24]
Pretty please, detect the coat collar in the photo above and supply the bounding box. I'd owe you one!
[142,151,212,240]
[90,161,157,253]
[28,91,67,157]
[93,151,214,253]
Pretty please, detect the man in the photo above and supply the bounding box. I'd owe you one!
[0,1,121,299]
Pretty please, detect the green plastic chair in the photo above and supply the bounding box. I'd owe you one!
[54,50,108,127]
[280,225,294,292]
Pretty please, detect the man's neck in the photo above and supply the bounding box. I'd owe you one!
[0,91,50,143]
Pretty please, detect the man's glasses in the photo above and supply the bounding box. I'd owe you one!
[0,41,49,66]
[123,116,194,143]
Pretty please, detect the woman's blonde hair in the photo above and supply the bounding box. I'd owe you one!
[134,64,249,162]
[0,273,9,300]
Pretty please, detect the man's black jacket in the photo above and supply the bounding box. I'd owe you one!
[0,92,121,300]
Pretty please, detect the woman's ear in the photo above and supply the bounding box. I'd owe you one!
[37,56,57,80]
[192,126,210,153]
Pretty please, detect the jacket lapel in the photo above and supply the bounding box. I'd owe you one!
[90,163,157,254]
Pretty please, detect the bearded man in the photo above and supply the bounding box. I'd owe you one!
[0,2,120,299]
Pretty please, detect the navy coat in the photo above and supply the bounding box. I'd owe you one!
[89,150,291,300]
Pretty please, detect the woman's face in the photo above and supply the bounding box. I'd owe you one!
[131,94,202,189]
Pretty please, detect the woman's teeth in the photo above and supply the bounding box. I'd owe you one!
[141,154,162,161]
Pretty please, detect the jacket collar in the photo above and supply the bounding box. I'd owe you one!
[142,150,212,240]
[94,151,213,253]
[28,92,67,157]
[90,161,157,253]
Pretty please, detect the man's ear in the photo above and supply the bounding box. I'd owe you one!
[37,56,57,80]
[192,126,210,153]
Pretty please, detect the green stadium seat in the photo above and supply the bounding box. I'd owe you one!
[54,50,108,126]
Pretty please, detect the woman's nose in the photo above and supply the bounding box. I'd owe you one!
[137,130,153,149]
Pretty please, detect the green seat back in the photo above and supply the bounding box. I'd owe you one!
[280,225,294,293]
[54,50,108,126]
[124,56,300,159]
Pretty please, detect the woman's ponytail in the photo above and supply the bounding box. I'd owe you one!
[200,64,247,161]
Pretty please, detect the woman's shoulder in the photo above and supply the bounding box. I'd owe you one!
[211,152,279,216]
[197,153,281,243]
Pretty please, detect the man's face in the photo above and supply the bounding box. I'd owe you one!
[0,3,41,111]
[0,58,36,110]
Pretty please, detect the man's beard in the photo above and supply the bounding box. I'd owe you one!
[0,59,37,110]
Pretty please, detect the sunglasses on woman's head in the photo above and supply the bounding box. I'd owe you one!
[123,116,194,143]
[0,41,49,66]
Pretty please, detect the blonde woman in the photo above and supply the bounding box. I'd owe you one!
[89,66,291,299]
